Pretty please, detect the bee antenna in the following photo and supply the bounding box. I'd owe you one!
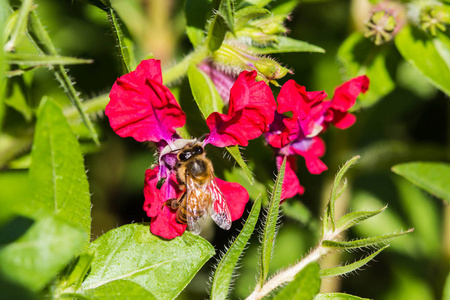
[196,134,207,143]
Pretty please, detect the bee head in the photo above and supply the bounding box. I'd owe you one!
[178,144,204,162]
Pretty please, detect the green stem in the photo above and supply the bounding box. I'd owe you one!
[4,0,34,52]
[162,46,210,86]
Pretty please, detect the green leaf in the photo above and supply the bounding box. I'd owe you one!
[315,293,370,300]
[4,0,33,52]
[206,0,235,52]
[240,0,272,7]
[185,0,211,47]
[319,245,388,278]
[443,271,450,300]
[4,72,33,122]
[0,0,8,128]
[0,214,87,292]
[250,36,325,54]
[78,280,157,300]
[259,156,286,285]
[6,53,93,66]
[0,170,31,224]
[210,196,261,300]
[395,25,450,96]
[322,229,413,250]
[336,205,387,232]
[107,7,133,73]
[337,33,395,108]
[235,6,269,29]
[187,64,224,118]
[323,156,360,234]
[63,251,95,290]
[392,162,450,203]
[273,263,320,300]
[79,223,214,300]
[28,11,100,146]
[225,145,254,184]
[29,98,91,244]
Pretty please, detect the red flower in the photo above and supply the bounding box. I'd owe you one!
[106,59,186,144]
[106,59,268,239]
[277,156,304,200]
[266,75,369,199]
[143,166,249,239]
[204,71,277,147]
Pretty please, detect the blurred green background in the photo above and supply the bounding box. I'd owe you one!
[2,0,449,299]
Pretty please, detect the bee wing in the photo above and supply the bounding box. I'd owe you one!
[185,175,212,235]
[209,176,232,230]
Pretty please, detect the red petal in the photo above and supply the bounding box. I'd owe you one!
[205,71,276,147]
[150,206,187,239]
[290,137,328,174]
[143,167,186,239]
[331,75,369,111]
[106,59,186,143]
[332,110,356,129]
[216,178,249,221]
[277,156,305,201]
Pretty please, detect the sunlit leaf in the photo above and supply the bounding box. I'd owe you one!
[6,53,93,66]
[336,205,387,232]
[206,0,235,52]
[107,7,133,73]
[239,0,272,8]
[250,36,325,54]
[315,293,370,300]
[0,170,30,224]
[235,6,269,29]
[273,263,320,300]
[392,162,450,203]
[225,146,254,184]
[323,156,360,234]
[320,245,388,278]
[0,214,87,292]
[29,98,91,244]
[78,280,157,300]
[322,229,413,250]
[79,223,215,300]
[4,0,33,52]
[259,156,286,285]
[210,196,261,300]
[443,271,450,300]
[395,25,450,96]
[187,64,224,118]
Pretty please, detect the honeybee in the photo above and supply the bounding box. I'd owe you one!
[165,142,232,234]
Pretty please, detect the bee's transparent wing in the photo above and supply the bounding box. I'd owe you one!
[185,175,212,235]
[209,176,232,230]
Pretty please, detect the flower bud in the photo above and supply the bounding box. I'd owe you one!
[364,1,405,45]
[212,43,291,84]
[420,6,449,36]
[236,14,289,45]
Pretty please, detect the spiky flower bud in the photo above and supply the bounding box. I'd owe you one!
[364,1,405,45]
[420,6,449,36]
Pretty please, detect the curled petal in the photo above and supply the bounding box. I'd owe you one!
[277,155,305,201]
[216,178,249,221]
[331,75,369,111]
[205,71,276,147]
[143,167,186,239]
[106,59,186,143]
[330,109,356,129]
[290,137,327,174]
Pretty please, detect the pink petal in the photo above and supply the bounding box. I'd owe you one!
[205,71,276,147]
[106,59,186,143]
[331,75,369,111]
[216,178,249,221]
[277,155,305,201]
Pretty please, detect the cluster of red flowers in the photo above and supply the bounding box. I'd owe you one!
[106,59,369,239]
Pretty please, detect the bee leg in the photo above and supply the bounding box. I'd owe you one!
[164,192,186,210]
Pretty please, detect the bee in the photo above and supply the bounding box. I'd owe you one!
[165,142,232,234]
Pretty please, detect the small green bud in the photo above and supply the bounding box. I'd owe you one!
[364,10,398,45]
[420,6,449,36]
